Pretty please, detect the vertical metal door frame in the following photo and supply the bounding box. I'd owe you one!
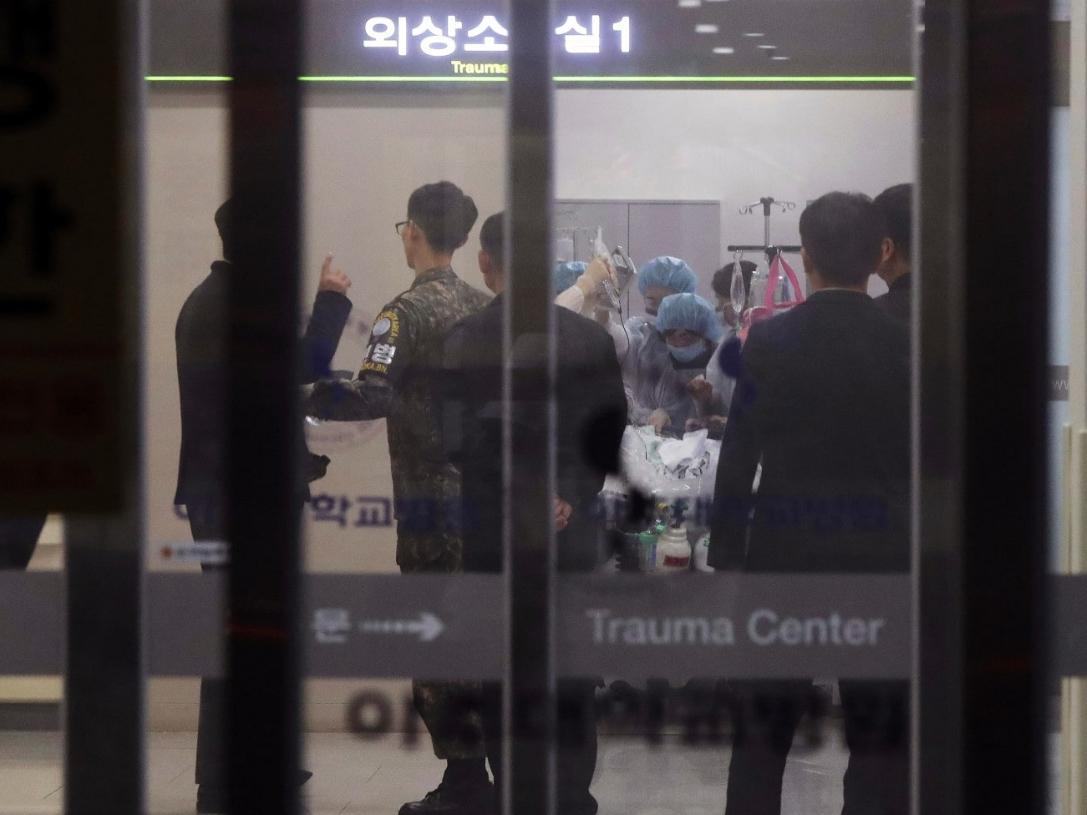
[1061,0,1087,809]
[506,2,556,814]
[226,1,303,813]
[64,1,146,811]
[917,1,1051,813]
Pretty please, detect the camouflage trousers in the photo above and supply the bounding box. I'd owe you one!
[411,680,486,761]
[399,526,485,761]
[395,517,462,573]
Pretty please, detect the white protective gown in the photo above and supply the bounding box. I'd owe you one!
[623,325,725,433]
[705,325,740,415]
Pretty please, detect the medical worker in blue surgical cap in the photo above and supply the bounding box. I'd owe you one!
[629,255,698,325]
[622,257,699,424]
[624,254,698,360]
[628,292,726,435]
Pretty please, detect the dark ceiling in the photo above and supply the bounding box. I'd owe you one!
[149,0,915,82]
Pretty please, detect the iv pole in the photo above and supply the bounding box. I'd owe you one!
[726,196,801,261]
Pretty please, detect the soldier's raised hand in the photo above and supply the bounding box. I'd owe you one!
[318,253,352,295]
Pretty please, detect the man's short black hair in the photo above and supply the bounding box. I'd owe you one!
[214,199,234,261]
[799,192,885,287]
[407,181,479,253]
[480,211,504,268]
[712,260,757,299]
[874,183,912,261]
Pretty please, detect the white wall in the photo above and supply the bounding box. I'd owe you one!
[145,91,508,576]
[146,95,229,569]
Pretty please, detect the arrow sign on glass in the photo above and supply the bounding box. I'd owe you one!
[360,613,445,643]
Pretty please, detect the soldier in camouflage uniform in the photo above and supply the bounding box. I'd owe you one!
[305,182,493,815]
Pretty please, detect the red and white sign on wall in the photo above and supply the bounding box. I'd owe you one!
[0,1,137,511]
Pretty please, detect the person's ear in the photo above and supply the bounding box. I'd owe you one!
[880,237,896,266]
[800,247,814,277]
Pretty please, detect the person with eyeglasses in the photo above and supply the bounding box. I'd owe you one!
[304,181,492,815]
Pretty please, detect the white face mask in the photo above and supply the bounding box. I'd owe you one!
[668,342,708,364]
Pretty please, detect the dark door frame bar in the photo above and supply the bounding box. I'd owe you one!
[917,1,1051,814]
[226,1,304,813]
[64,0,146,812]
[506,1,557,814]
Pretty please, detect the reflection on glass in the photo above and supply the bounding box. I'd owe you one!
[1051,1,1085,812]
[0,516,62,814]
[138,0,922,813]
[550,3,918,810]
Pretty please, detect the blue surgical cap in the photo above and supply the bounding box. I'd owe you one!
[554,261,587,295]
[638,256,697,296]
[656,293,724,344]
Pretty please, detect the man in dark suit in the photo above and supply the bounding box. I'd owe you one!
[175,199,353,814]
[710,192,910,815]
[441,212,627,815]
[873,183,912,324]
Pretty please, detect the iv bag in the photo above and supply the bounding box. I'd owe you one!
[741,260,774,332]
[774,271,791,304]
[729,255,747,317]
[593,227,623,311]
[611,247,638,295]
[555,235,575,264]
[747,261,770,311]
[592,227,610,261]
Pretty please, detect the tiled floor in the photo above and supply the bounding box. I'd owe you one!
[1,730,853,815]
[7,728,1065,814]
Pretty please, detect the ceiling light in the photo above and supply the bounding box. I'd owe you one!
[758,45,777,50]
[678,0,702,7]
[696,24,720,34]
[743,32,765,38]
[713,47,735,54]
[771,55,791,61]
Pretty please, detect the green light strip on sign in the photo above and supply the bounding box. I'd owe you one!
[146,75,916,84]
[301,75,506,82]
[146,76,234,82]
[554,76,916,83]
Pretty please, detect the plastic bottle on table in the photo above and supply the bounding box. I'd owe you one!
[693,533,714,572]
[655,524,692,573]
[638,529,658,573]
